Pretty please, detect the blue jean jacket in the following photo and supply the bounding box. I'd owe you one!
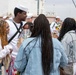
[14,37,68,75]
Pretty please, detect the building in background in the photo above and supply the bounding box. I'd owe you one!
[0,0,55,23]
[0,0,45,16]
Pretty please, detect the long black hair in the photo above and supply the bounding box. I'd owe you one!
[31,14,53,75]
[58,17,76,41]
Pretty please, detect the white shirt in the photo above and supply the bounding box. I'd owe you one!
[50,21,61,36]
[6,19,21,58]
[50,22,57,33]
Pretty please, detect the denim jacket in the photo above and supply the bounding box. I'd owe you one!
[14,37,68,75]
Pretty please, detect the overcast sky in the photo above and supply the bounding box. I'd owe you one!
[44,0,76,20]
[0,0,76,20]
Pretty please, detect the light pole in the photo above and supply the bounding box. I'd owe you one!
[37,0,39,15]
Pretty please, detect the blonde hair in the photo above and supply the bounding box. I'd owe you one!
[0,20,10,70]
[0,20,8,48]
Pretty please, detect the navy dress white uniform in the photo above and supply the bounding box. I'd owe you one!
[6,5,28,58]
[5,5,28,75]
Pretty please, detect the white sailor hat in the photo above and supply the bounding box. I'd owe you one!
[27,13,33,18]
[3,16,7,19]
[56,16,60,19]
[15,5,28,12]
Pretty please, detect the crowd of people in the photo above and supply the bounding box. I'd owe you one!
[0,4,76,75]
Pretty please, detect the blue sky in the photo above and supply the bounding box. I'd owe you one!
[44,0,76,20]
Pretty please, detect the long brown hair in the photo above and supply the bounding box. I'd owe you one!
[0,20,8,48]
[31,14,53,75]
[0,20,10,70]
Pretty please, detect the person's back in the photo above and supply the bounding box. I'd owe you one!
[61,30,76,75]
[58,17,76,75]
[14,37,68,75]
[14,14,68,75]
[61,30,76,62]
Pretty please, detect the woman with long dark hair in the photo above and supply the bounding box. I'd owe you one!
[58,18,76,75]
[14,14,68,75]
